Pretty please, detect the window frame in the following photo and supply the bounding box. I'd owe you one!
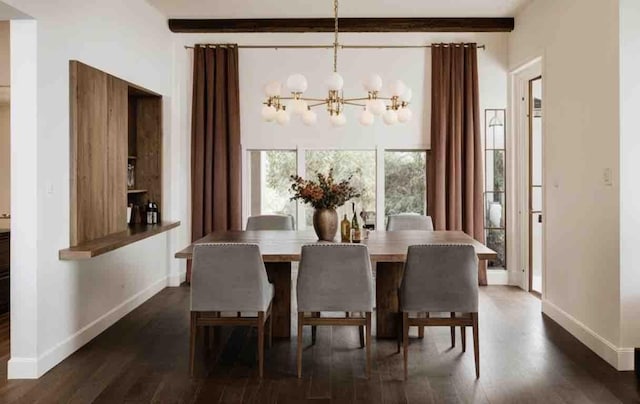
[243,146,428,232]
[483,108,507,270]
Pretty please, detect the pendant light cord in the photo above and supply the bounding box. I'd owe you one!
[333,0,339,73]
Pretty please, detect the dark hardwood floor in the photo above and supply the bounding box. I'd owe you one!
[0,286,637,403]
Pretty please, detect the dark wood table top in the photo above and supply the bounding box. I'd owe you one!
[175,230,497,262]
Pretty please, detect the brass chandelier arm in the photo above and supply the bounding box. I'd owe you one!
[342,101,367,107]
[307,101,330,108]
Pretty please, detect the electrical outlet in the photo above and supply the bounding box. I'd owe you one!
[603,168,613,186]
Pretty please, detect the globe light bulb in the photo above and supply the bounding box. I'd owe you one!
[359,109,374,126]
[261,105,277,122]
[276,109,290,125]
[289,99,308,115]
[264,81,282,97]
[330,113,347,127]
[400,88,413,103]
[286,73,308,94]
[368,99,387,116]
[362,73,383,92]
[383,109,398,125]
[325,72,344,91]
[302,109,317,126]
[397,107,412,123]
[389,80,407,97]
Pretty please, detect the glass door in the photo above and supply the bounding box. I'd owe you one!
[529,77,543,295]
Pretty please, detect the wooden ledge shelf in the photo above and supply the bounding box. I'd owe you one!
[127,189,148,194]
[59,221,180,260]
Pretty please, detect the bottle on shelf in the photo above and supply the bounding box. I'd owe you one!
[146,200,154,225]
[351,202,361,243]
[340,214,351,242]
[152,201,159,224]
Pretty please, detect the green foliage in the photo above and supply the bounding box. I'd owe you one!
[384,152,426,216]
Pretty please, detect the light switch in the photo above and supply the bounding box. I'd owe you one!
[603,168,613,186]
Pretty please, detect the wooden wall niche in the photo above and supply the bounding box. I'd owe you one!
[127,88,163,221]
[68,61,165,250]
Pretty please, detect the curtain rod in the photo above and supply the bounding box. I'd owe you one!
[183,43,486,50]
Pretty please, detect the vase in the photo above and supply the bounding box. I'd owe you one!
[313,208,338,241]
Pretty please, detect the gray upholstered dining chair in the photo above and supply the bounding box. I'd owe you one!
[386,214,434,231]
[399,244,480,379]
[386,214,435,339]
[296,244,374,378]
[246,214,295,230]
[190,243,273,378]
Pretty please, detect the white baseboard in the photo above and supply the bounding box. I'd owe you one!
[168,269,186,287]
[487,269,509,285]
[542,299,635,371]
[6,358,37,379]
[8,276,168,379]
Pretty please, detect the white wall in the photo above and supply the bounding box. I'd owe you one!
[619,0,640,363]
[3,0,180,378]
[0,20,9,228]
[172,31,509,255]
[509,0,625,369]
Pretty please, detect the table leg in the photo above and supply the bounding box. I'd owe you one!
[265,262,292,338]
[376,262,404,339]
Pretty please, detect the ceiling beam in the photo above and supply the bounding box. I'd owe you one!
[168,18,515,33]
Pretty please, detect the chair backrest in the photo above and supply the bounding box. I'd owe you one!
[386,215,434,231]
[191,243,272,312]
[297,244,374,312]
[400,244,478,313]
[246,214,295,230]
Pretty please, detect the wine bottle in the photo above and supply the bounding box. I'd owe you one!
[351,203,361,243]
[152,201,159,224]
[146,200,153,224]
[340,214,351,242]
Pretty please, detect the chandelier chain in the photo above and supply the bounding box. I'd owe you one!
[333,0,339,73]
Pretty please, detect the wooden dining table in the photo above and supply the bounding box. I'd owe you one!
[175,230,497,339]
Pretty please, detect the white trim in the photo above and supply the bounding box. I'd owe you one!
[8,277,168,379]
[542,299,634,371]
[6,358,37,380]
[375,145,385,231]
[168,269,186,287]
[508,58,544,292]
[486,269,509,285]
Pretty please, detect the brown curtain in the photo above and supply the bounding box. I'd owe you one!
[427,43,487,285]
[191,44,242,242]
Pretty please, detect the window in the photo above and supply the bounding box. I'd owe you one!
[304,150,376,228]
[247,150,297,219]
[384,151,427,219]
[484,109,506,270]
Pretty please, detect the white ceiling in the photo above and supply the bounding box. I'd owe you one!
[146,0,532,19]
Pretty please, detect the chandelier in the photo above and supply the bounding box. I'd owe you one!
[260,0,413,127]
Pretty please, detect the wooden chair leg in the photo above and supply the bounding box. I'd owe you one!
[204,326,210,349]
[461,325,466,352]
[297,312,304,379]
[472,312,480,378]
[365,312,372,378]
[359,313,365,349]
[189,312,197,376]
[268,310,273,349]
[396,311,402,354]
[311,312,319,345]
[418,312,425,339]
[450,312,456,348]
[258,311,265,379]
[403,312,409,380]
